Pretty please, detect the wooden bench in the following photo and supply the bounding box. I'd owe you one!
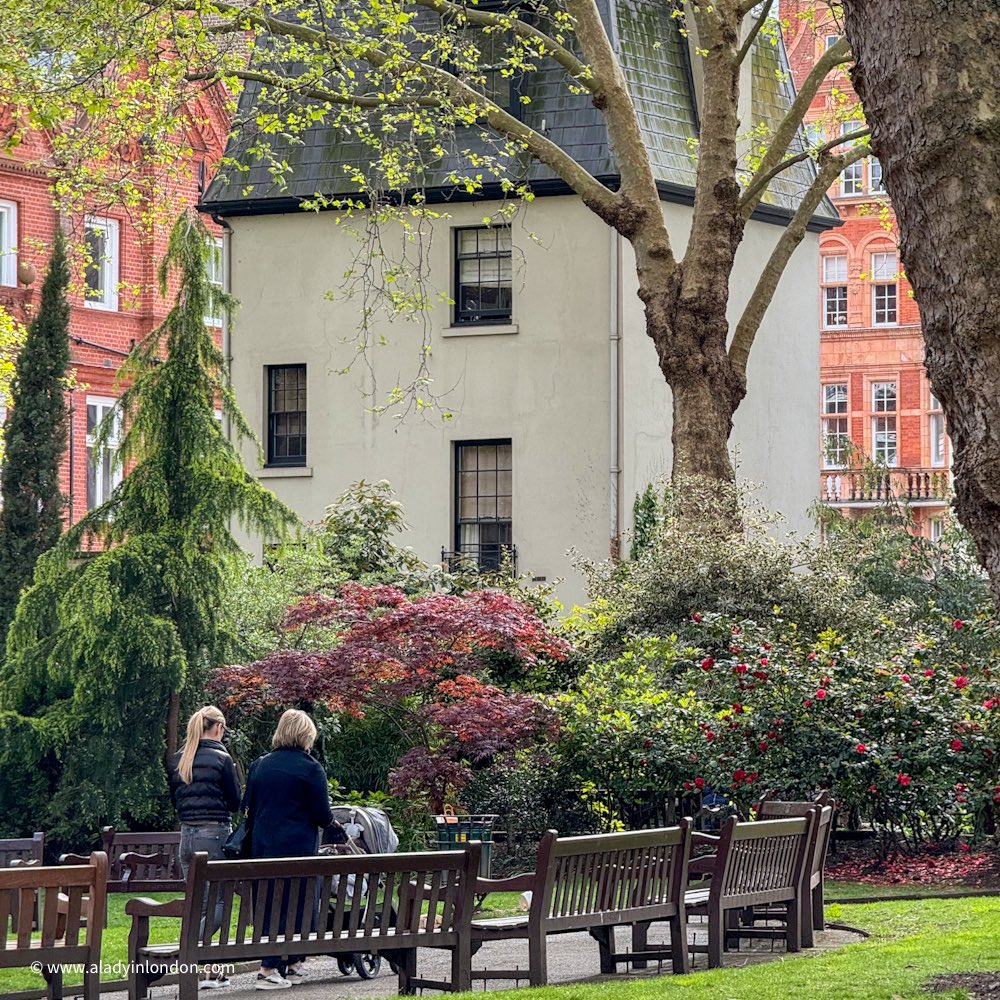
[754,795,834,946]
[0,833,45,869]
[471,823,691,986]
[0,852,108,1000]
[101,828,184,892]
[126,846,481,1000]
[683,812,817,967]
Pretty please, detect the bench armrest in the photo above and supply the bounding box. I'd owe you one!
[475,874,535,895]
[126,897,185,919]
[691,831,720,847]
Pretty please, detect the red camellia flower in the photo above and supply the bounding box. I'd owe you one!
[758,741,769,752]
[856,744,868,754]
[732,769,746,783]
[924,669,935,677]
[701,657,714,671]
[694,776,705,790]
[759,656,769,665]
[642,738,654,748]
[683,781,693,791]
[869,784,878,794]
[731,626,741,635]
[692,612,703,623]
[897,773,911,786]
[954,676,969,689]
[900,674,911,684]
[735,663,748,674]
[705,729,716,741]
[821,676,831,687]
[815,689,827,700]
[951,739,964,751]
[804,698,813,707]
[754,670,768,680]
[747,772,758,782]
[807,651,817,661]
[953,619,964,629]
[733,703,744,714]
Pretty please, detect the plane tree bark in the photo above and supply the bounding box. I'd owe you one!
[839,0,1000,600]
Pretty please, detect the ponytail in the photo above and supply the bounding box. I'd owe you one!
[177,705,225,784]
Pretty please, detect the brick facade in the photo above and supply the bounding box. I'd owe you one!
[783,3,949,536]
[0,93,228,526]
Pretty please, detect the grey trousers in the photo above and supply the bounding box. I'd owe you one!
[180,821,230,943]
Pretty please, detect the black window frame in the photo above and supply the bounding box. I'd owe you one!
[454,226,513,326]
[265,364,307,468]
[453,438,513,572]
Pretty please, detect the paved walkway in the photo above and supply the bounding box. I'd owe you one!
[144,923,864,998]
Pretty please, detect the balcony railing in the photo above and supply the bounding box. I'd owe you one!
[820,468,950,505]
[441,544,517,575]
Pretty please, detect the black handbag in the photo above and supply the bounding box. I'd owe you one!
[224,813,252,859]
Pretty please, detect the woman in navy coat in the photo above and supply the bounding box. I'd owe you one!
[243,710,333,990]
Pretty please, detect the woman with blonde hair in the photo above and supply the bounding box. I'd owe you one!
[169,705,242,989]
[243,709,333,990]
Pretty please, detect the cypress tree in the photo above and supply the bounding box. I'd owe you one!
[0,232,70,645]
[0,213,297,839]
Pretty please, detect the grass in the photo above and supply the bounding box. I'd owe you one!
[471,897,1000,1000]
[826,881,994,900]
[4,893,998,998]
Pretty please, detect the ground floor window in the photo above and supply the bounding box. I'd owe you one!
[455,439,512,571]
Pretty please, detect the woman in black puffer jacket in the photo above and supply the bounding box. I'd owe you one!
[169,705,241,988]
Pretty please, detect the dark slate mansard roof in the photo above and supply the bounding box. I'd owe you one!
[202,0,840,232]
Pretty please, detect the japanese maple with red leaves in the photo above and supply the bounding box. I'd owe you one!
[213,584,568,810]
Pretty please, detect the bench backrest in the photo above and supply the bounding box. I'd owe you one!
[0,833,45,869]
[755,796,834,891]
[712,813,816,907]
[102,827,183,890]
[531,822,691,933]
[0,852,107,969]
[179,846,480,961]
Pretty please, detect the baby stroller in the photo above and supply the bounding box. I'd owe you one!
[320,805,400,979]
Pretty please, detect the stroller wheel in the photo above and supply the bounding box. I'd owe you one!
[354,953,382,979]
[336,957,354,976]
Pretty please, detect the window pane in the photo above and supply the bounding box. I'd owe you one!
[85,227,106,298]
[824,384,848,414]
[453,439,512,570]
[823,255,848,282]
[455,227,513,324]
[267,365,307,466]
[872,252,897,280]
[824,286,848,327]
[496,444,512,470]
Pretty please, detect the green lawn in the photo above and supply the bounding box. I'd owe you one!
[827,881,993,900]
[473,897,1000,1000]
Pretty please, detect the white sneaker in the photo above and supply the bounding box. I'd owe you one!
[284,968,306,983]
[200,977,230,990]
[255,974,292,991]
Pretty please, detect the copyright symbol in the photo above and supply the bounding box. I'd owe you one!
[30,962,42,975]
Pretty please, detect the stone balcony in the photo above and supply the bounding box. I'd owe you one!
[820,468,951,507]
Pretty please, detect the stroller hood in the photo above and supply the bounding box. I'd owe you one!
[327,805,400,855]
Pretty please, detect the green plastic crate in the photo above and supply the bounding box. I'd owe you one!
[433,813,497,878]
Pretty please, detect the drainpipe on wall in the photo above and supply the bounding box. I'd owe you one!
[213,214,234,443]
[609,228,623,560]
[67,390,75,526]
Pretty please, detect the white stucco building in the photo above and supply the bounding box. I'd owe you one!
[203,0,837,606]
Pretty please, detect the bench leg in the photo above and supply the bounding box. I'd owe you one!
[395,948,417,994]
[179,969,200,1000]
[725,907,741,950]
[631,921,649,970]
[670,912,690,975]
[812,882,825,931]
[44,967,62,1000]
[528,931,548,986]
[83,967,101,1000]
[707,907,724,968]
[589,926,615,974]
[786,897,802,953]
[451,938,472,992]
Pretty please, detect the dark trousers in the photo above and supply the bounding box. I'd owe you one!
[180,822,230,943]
[256,878,320,973]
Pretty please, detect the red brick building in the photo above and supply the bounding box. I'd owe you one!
[0,95,229,525]
[783,3,950,539]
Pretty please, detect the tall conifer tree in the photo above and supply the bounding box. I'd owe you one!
[0,213,296,838]
[0,232,70,645]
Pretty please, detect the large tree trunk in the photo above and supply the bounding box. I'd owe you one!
[840,1,1000,601]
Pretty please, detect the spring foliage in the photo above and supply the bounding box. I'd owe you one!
[0,213,296,841]
[0,233,70,644]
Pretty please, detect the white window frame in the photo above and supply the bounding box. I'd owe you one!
[824,34,841,50]
[822,255,849,328]
[0,200,17,287]
[871,381,898,468]
[929,517,944,543]
[871,251,898,327]
[83,216,120,311]
[86,395,123,509]
[205,236,224,327]
[869,157,885,193]
[822,383,850,470]
[929,390,946,468]
[839,124,864,195]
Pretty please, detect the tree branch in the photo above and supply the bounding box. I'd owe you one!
[737,0,775,66]
[729,144,868,376]
[739,34,852,220]
[408,0,592,85]
[739,126,870,209]
[562,0,671,247]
